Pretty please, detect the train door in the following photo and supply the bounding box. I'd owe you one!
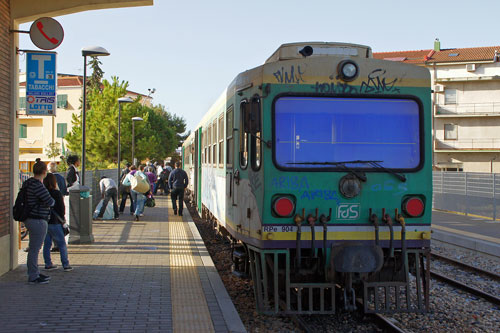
[225,105,236,228]
[228,99,251,235]
[194,129,199,210]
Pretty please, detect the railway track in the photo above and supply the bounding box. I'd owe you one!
[430,252,500,306]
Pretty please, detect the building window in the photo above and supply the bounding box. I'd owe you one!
[444,123,457,140]
[226,106,234,167]
[57,123,67,138]
[57,94,68,108]
[444,89,457,105]
[19,124,27,139]
[18,97,26,110]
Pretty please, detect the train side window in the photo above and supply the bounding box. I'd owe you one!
[240,100,249,169]
[212,119,217,167]
[208,124,212,165]
[226,106,234,168]
[202,130,206,165]
[218,114,224,168]
[250,96,262,171]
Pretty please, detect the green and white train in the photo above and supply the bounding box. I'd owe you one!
[182,42,432,314]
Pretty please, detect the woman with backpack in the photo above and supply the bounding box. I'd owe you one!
[23,159,55,284]
[42,173,72,272]
[122,165,149,221]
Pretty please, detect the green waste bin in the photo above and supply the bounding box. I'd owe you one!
[68,185,94,244]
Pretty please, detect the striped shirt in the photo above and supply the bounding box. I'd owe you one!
[25,178,55,220]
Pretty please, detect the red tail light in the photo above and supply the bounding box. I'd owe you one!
[273,197,295,217]
[403,197,425,217]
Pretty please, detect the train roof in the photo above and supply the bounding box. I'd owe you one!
[265,42,372,63]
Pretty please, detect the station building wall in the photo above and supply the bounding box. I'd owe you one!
[0,0,13,276]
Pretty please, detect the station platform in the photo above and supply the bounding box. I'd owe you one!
[432,209,500,257]
[0,196,246,333]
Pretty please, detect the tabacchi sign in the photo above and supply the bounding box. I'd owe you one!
[25,51,57,116]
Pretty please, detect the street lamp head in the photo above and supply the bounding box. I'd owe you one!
[118,97,134,104]
[82,46,110,57]
[132,117,144,122]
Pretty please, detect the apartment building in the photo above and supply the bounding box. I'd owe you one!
[18,74,152,172]
[374,40,500,172]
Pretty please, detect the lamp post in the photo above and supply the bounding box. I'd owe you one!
[131,116,143,165]
[81,46,110,186]
[117,97,134,183]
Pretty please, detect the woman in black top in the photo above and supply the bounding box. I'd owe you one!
[66,154,80,187]
[24,159,55,284]
[42,173,72,272]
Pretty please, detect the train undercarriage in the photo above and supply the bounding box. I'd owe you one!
[196,201,430,315]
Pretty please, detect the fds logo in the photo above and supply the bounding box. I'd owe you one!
[337,203,360,220]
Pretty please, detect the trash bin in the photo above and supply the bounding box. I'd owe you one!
[68,184,94,244]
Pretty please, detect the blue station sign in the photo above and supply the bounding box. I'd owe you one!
[26,51,57,116]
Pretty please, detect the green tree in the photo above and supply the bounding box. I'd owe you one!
[45,142,61,161]
[66,77,186,168]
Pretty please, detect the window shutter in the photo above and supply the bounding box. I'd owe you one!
[57,94,68,108]
[19,124,27,138]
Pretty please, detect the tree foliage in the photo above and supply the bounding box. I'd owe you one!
[65,77,186,169]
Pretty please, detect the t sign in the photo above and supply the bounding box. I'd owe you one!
[25,51,57,116]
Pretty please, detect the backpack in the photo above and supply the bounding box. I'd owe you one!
[13,183,30,222]
[160,169,170,181]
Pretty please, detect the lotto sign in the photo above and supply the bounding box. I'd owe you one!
[26,51,56,116]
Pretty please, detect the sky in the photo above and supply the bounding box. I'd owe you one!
[18,0,498,132]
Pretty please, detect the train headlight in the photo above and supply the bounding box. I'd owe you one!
[402,196,425,217]
[338,60,359,82]
[339,174,361,198]
[273,196,295,217]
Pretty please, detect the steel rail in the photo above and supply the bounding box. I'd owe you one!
[430,270,500,306]
[431,252,500,281]
[355,299,409,333]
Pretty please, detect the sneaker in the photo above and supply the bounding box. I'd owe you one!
[173,210,177,215]
[134,215,139,221]
[139,214,144,217]
[114,217,119,220]
[39,273,51,280]
[44,265,58,270]
[63,266,73,272]
[29,276,49,285]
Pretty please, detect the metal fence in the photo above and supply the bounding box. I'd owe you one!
[19,169,118,210]
[433,171,500,220]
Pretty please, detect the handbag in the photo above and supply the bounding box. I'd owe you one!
[131,174,150,194]
[145,197,155,208]
[52,209,70,236]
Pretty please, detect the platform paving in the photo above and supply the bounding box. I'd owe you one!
[0,196,246,333]
[432,209,500,257]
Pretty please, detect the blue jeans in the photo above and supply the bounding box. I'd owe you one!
[131,190,145,216]
[43,224,70,268]
[24,218,48,281]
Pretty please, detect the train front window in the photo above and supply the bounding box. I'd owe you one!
[274,96,421,170]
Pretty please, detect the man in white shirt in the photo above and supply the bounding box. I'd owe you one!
[154,162,164,195]
[96,176,119,220]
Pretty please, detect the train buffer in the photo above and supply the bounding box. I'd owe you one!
[0,196,246,333]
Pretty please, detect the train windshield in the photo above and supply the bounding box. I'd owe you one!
[274,96,421,170]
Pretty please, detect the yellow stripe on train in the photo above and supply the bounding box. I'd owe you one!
[262,231,431,241]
